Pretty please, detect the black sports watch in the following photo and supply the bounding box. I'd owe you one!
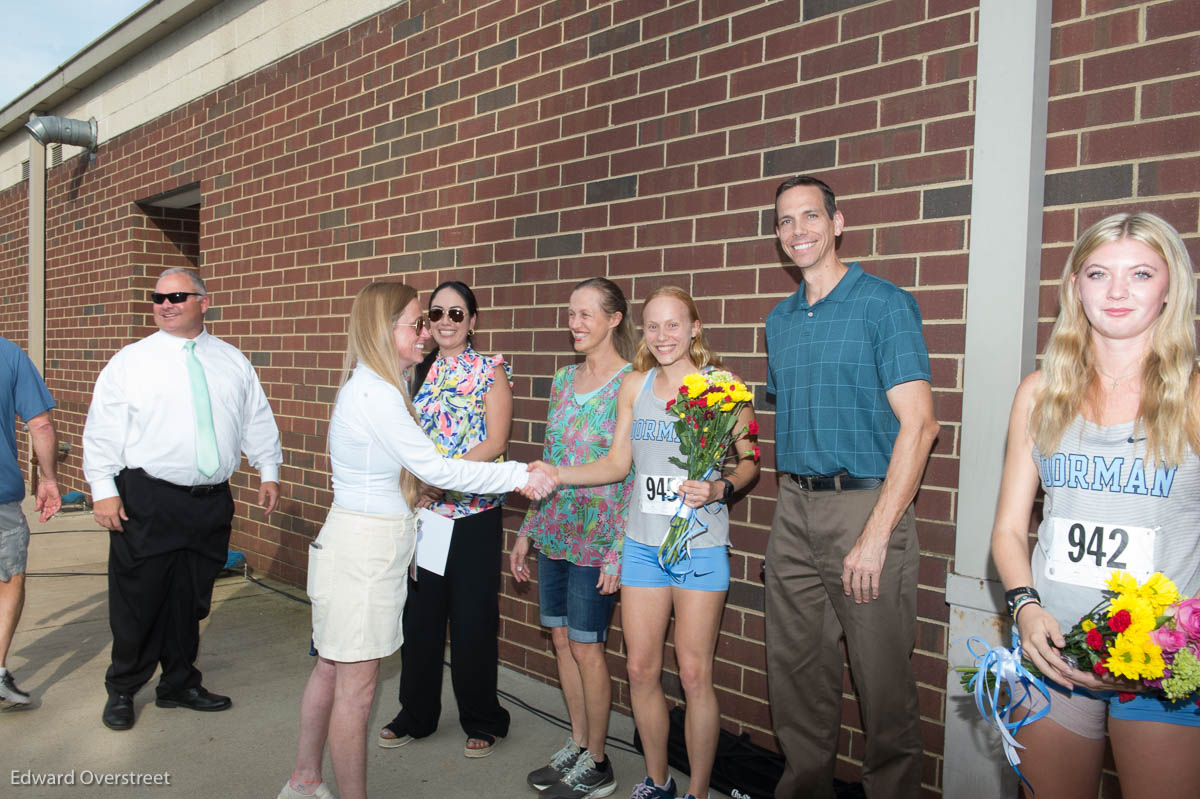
[1004,586,1041,616]
[719,478,734,504]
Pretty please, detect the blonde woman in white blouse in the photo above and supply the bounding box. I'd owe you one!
[278,282,554,799]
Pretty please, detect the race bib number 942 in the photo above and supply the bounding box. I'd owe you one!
[1044,517,1156,587]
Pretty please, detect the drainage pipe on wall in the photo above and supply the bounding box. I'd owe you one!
[24,114,97,372]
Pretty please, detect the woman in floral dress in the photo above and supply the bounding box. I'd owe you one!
[510,277,636,799]
[378,280,514,758]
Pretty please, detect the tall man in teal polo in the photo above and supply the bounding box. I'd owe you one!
[764,176,939,799]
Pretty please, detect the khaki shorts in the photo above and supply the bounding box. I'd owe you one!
[0,501,31,581]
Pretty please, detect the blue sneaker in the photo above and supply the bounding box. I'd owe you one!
[628,776,676,799]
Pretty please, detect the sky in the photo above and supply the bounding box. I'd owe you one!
[1,0,149,110]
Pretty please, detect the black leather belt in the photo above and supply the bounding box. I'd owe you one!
[788,473,882,492]
[135,468,228,496]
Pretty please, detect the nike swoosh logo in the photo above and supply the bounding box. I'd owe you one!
[1128,436,1146,443]
[693,571,713,578]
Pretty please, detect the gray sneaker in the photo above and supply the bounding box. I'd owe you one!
[542,752,617,799]
[528,737,583,791]
[0,671,31,706]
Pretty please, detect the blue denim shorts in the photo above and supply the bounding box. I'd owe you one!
[537,552,615,643]
[0,501,30,581]
[620,539,730,591]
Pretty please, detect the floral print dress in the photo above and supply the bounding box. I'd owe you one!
[413,346,510,519]
[518,363,634,576]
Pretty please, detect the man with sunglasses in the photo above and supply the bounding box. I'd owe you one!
[83,267,282,731]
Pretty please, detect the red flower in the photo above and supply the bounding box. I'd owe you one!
[666,399,675,411]
[1093,660,1108,675]
[1117,692,1137,703]
[747,420,759,436]
[700,437,707,447]
[1110,609,1132,633]
[752,444,761,462]
[1085,628,1105,651]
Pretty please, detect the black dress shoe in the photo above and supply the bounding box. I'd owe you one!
[102,692,135,730]
[155,686,232,712]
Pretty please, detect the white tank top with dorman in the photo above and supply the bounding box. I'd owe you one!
[627,368,730,549]
[1031,416,1200,631]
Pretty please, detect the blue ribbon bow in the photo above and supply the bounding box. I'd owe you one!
[964,636,1052,794]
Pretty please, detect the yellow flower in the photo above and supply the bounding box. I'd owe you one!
[705,392,723,407]
[1106,633,1165,680]
[1138,572,1180,615]
[1107,593,1157,634]
[720,402,735,412]
[1106,571,1139,596]
[683,373,707,398]
[1081,619,1096,632]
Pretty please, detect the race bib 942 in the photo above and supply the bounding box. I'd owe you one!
[1044,517,1156,588]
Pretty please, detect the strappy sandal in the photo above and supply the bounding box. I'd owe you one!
[463,732,503,758]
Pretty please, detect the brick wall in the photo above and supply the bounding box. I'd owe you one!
[0,1,1196,795]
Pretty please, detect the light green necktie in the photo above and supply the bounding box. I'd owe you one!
[184,340,220,478]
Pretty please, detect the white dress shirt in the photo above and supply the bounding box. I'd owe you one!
[330,364,527,515]
[83,329,283,501]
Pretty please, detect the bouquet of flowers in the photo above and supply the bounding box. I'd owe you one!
[958,572,1200,791]
[958,571,1200,703]
[658,370,757,569]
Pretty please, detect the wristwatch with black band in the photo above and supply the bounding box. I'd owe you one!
[719,478,734,504]
[1004,585,1041,617]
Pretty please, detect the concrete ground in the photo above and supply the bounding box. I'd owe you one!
[2,498,704,798]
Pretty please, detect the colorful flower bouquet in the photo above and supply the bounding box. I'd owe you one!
[658,370,757,568]
[958,571,1200,704]
[958,572,1200,790]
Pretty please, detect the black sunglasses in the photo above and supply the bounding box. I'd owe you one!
[152,291,203,305]
[428,307,466,323]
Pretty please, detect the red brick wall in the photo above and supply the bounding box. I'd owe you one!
[0,1,1197,794]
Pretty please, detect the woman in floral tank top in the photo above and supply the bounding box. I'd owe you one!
[510,278,636,797]
[378,281,513,758]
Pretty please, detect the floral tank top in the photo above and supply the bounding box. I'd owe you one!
[518,363,634,575]
[413,346,510,519]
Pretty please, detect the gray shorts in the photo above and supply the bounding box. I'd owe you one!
[0,501,31,581]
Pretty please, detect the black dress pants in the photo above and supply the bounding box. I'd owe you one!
[393,506,510,740]
[105,468,233,697]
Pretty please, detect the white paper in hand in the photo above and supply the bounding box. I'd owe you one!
[416,508,454,576]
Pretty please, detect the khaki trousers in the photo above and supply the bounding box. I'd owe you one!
[765,476,922,799]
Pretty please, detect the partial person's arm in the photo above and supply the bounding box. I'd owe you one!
[530,371,639,487]
[989,371,1078,689]
[83,357,130,531]
[460,358,513,463]
[239,364,283,516]
[842,379,939,603]
[26,410,61,522]
[361,380,531,496]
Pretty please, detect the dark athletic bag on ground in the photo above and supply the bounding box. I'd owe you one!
[633,706,867,799]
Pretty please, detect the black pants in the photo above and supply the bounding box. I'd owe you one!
[105,468,233,697]
[392,506,510,740]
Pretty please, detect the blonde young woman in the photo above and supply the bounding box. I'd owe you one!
[990,213,1200,798]
[532,286,758,799]
[278,282,553,799]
